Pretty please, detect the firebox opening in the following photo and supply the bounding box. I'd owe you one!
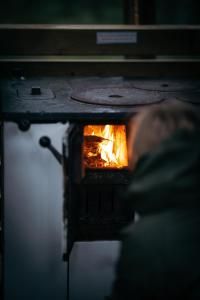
[83,125,128,169]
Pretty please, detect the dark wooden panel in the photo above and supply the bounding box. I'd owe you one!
[1,58,200,77]
[0,25,200,56]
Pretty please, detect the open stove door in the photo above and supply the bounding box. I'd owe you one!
[39,123,81,261]
[63,124,84,261]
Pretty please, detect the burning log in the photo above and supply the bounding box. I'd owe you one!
[84,135,110,168]
[84,135,110,143]
[83,125,128,169]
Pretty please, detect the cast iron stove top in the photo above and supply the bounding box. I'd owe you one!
[1,76,200,122]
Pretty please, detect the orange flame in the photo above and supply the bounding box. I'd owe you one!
[84,125,128,169]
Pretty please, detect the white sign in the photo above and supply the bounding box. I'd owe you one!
[96,31,137,45]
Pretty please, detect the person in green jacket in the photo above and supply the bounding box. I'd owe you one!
[111,103,200,300]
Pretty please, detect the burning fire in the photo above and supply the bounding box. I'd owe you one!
[84,125,128,169]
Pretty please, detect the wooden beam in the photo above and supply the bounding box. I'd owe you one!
[0,25,200,56]
[124,0,139,24]
[124,0,156,24]
[0,58,200,77]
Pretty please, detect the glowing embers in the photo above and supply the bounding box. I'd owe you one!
[84,125,128,169]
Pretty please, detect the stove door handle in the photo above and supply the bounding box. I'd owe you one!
[39,136,62,164]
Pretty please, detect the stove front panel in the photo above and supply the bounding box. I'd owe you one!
[63,122,133,259]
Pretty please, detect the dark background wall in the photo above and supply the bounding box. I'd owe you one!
[155,0,200,24]
[0,0,200,24]
[0,0,123,23]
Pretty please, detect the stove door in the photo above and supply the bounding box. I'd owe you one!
[63,124,84,260]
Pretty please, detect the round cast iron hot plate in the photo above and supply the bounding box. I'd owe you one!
[129,80,200,92]
[71,88,165,107]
